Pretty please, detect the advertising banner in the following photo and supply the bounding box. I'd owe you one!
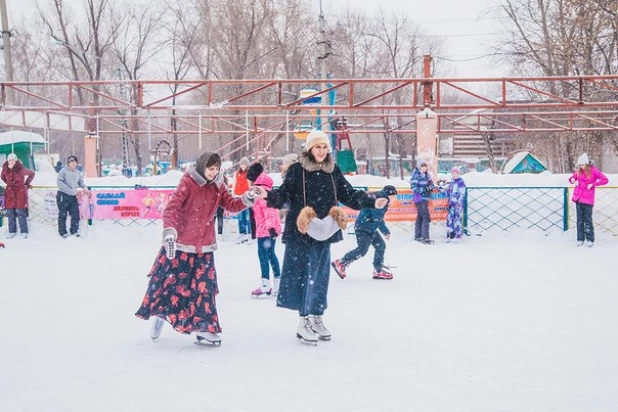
[341,188,448,222]
[90,189,174,219]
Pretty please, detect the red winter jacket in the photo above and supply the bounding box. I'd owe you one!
[1,160,35,209]
[162,168,254,253]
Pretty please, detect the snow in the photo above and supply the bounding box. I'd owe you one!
[2,170,618,412]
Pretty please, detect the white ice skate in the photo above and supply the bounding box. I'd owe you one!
[251,278,272,298]
[195,331,222,346]
[297,316,318,345]
[272,278,280,296]
[585,240,594,248]
[576,240,584,247]
[150,316,165,340]
[310,315,331,341]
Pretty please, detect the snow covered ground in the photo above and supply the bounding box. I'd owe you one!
[1,220,617,412]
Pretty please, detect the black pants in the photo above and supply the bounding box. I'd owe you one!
[414,200,431,240]
[342,230,386,271]
[214,206,224,235]
[575,202,594,242]
[57,192,80,236]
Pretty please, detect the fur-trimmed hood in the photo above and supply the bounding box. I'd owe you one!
[188,165,225,188]
[298,151,335,173]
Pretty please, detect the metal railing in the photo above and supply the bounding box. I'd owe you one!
[3,185,618,236]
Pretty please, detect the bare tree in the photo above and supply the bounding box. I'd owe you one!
[112,1,165,175]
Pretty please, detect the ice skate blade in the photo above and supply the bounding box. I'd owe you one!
[296,334,318,346]
[195,337,222,347]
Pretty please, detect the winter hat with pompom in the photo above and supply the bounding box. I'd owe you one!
[451,166,461,175]
[577,153,589,166]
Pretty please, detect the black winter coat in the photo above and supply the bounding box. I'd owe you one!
[266,152,375,244]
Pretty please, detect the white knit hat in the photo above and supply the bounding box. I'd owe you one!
[304,130,331,152]
[7,153,18,161]
[577,153,589,165]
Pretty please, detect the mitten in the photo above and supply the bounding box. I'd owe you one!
[164,234,176,260]
[297,206,317,234]
[268,228,278,238]
[328,206,348,230]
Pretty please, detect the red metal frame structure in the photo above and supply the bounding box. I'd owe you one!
[2,76,618,137]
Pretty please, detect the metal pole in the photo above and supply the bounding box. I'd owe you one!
[198,112,202,150]
[286,110,289,152]
[318,0,331,144]
[0,0,14,104]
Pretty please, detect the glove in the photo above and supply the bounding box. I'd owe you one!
[164,234,176,260]
[586,183,594,190]
[268,228,278,238]
[248,186,263,199]
[26,184,33,189]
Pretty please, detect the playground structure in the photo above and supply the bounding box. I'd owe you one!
[2,59,618,175]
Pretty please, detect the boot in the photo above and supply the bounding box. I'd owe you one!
[150,316,165,340]
[331,259,348,279]
[296,316,318,344]
[310,315,331,340]
[272,278,280,295]
[251,278,271,297]
[196,331,222,346]
[373,268,394,280]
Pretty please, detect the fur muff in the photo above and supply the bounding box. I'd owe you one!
[329,206,348,230]
[297,206,317,234]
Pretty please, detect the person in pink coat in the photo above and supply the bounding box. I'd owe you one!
[250,171,282,297]
[568,153,609,247]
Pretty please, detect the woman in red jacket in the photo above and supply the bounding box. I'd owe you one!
[135,151,258,345]
[1,154,35,239]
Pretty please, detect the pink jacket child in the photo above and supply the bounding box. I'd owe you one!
[250,172,282,297]
[252,173,282,238]
[569,165,608,205]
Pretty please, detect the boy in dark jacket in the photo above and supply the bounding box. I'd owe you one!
[332,185,398,280]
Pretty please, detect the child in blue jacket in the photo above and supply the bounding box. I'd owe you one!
[331,185,398,280]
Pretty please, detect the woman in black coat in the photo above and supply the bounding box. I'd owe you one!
[258,130,387,344]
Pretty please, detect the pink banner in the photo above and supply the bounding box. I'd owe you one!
[89,189,174,219]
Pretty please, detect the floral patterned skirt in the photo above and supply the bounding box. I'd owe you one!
[135,247,221,334]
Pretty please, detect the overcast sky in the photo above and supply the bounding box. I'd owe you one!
[11,0,510,80]
[329,0,509,79]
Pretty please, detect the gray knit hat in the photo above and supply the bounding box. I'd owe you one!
[195,151,217,178]
[281,153,298,167]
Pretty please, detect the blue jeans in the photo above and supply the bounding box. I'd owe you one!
[575,202,594,242]
[341,230,386,271]
[257,237,281,279]
[237,209,250,235]
[6,208,28,234]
